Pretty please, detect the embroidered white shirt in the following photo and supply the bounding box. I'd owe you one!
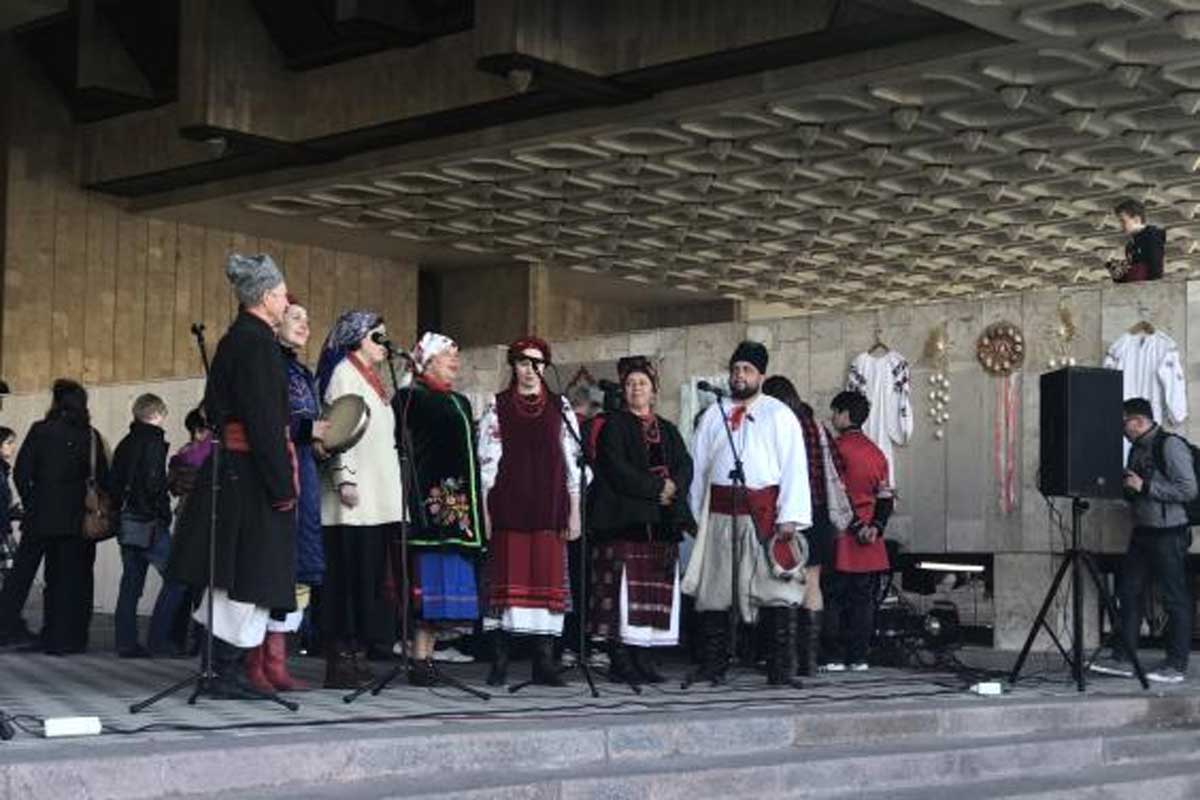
[846,350,913,486]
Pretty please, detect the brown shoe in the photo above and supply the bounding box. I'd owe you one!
[323,646,360,690]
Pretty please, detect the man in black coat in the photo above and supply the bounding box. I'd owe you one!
[168,253,296,700]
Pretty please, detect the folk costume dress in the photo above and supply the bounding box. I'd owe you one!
[478,388,581,636]
[683,392,811,623]
[169,310,298,648]
[846,350,912,487]
[393,372,485,628]
[266,346,325,636]
[317,312,404,653]
[589,409,694,647]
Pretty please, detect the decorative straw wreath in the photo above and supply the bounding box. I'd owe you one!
[976,321,1025,376]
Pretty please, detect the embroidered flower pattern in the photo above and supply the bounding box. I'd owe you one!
[425,478,474,534]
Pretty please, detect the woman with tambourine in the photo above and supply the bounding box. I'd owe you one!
[316,310,404,689]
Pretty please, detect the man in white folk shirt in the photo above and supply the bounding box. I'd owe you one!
[683,341,812,686]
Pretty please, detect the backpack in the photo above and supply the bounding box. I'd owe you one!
[1150,432,1200,526]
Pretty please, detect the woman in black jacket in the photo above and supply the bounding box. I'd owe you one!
[588,356,694,683]
[14,379,108,654]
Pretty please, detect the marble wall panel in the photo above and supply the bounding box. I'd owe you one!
[945,368,988,552]
[907,362,947,553]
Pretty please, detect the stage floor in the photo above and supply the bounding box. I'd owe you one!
[0,637,1187,752]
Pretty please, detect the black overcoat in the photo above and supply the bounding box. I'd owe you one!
[15,418,109,540]
[588,410,695,542]
[168,311,297,610]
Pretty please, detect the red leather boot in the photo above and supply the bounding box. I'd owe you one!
[263,632,308,691]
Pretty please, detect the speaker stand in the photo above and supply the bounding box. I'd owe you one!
[1009,498,1148,691]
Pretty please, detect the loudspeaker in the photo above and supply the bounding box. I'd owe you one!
[1039,367,1124,499]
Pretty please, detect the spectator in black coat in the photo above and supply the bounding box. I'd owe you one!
[12,379,108,654]
[109,393,185,658]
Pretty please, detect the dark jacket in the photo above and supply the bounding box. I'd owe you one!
[1126,424,1197,529]
[588,410,695,542]
[0,460,19,536]
[169,311,297,610]
[285,346,324,586]
[15,418,109,540]
[107,421,171,527]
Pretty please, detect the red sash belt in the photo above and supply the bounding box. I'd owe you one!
[710,484,778,542]
[222,420,300,502]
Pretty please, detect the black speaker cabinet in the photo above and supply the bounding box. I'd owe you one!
[1039,367,1124,499]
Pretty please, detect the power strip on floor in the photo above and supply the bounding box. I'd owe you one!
[43,716,102,738]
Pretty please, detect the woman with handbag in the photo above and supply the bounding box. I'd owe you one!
[13,379,109,655]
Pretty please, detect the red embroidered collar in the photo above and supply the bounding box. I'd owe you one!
[349,352,389,403]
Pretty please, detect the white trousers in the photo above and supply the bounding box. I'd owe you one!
[193,588,269,648]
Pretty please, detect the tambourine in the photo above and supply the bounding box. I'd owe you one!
[315,394,370,456]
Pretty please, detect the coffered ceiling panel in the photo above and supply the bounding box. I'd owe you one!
[234,0,1200,312]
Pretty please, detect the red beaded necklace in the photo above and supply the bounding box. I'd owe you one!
[513,386,547,418]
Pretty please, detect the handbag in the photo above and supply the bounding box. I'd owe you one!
[118,515,158,549]
[81,430,115,541]
[820,423,855,531]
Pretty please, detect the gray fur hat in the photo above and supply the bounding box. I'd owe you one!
[225,252,284,307]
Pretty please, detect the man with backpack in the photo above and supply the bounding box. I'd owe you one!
[1091,398,1197,683]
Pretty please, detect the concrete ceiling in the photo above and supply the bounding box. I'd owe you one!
[174,0,1200,312]
[0,1,65,31]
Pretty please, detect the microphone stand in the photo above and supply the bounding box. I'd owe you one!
[133,322,298,714]
[345,346,489,703]
[508,367,638,697]
[682,386,778,689]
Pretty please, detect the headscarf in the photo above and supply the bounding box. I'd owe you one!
[226,253,284,307]
[506,335,551,366]
[413,332,457,373]
[316,310,383,397]
[617,355,658,390]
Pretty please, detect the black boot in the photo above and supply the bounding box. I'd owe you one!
[486,630,510,687]
[531,636,567,687]
[408,657,438,687]
[797,609,821,678]
[208,639,266,700]
[687,611,730,685]
[608,642,640,685]
[763,608,781,683]
[629,647,666,684]
[768,607,802,687]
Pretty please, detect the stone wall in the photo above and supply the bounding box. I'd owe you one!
[454,278,1199,649]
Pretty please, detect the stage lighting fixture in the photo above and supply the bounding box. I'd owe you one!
[916,561,985,574]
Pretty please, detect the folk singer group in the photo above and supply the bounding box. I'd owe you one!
[160,252,894,699]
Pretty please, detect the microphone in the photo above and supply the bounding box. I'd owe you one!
[370,331,415,363]
[697,380,727,397]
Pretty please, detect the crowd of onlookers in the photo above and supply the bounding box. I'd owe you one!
[0,380,214,657]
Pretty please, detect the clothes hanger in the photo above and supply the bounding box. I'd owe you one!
[1129,303,1155,335]
[868,327,890,355]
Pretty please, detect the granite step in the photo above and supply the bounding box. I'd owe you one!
[8,693,1200,800]
[220,724,1200,799]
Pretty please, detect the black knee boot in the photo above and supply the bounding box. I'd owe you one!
[768,607,801,687]
[629,647,666,684]
[209,639,264,700]
[486,630,510,687]
[688,611,730,685]
[797,609,822,677]
[608,641,639,684]
[532,635,567,686]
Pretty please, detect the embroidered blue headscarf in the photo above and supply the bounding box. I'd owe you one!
[316,309,383,398]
